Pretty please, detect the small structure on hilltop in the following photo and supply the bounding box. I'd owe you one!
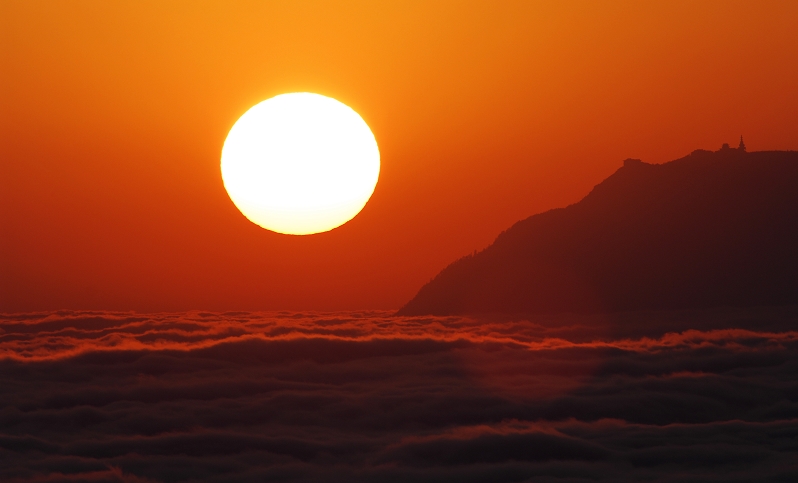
[718,136,746,153]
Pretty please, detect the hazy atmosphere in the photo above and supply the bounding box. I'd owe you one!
[2,2,797,482]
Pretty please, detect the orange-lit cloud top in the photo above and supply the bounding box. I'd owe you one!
[2,311,795,362]
[2,1,798,311]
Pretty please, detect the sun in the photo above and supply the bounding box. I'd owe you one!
[221,93,380,235]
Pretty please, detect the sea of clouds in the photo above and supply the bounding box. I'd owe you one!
[1,308,797,482]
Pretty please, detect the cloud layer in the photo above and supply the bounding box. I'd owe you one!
[1,309,797,482]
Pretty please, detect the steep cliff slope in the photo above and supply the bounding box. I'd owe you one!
[399,148,798,315]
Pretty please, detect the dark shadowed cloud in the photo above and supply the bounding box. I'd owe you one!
[1,309,797,481]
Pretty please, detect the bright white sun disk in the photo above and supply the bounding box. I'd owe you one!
[221,93,380,235]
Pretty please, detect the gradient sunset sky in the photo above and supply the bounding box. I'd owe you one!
[2,0,797,312]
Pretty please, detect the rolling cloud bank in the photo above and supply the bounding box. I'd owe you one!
[1,309,797,482]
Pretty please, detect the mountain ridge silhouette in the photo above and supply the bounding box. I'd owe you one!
[398,147,798,316]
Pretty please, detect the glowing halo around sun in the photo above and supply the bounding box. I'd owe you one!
[221,93,380,235]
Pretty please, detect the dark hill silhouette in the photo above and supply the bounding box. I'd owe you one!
[399,147,798,315]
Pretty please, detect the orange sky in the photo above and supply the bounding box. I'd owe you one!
[2,0,797,312]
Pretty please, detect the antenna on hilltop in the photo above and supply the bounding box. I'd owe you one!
[738,135,746,152]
